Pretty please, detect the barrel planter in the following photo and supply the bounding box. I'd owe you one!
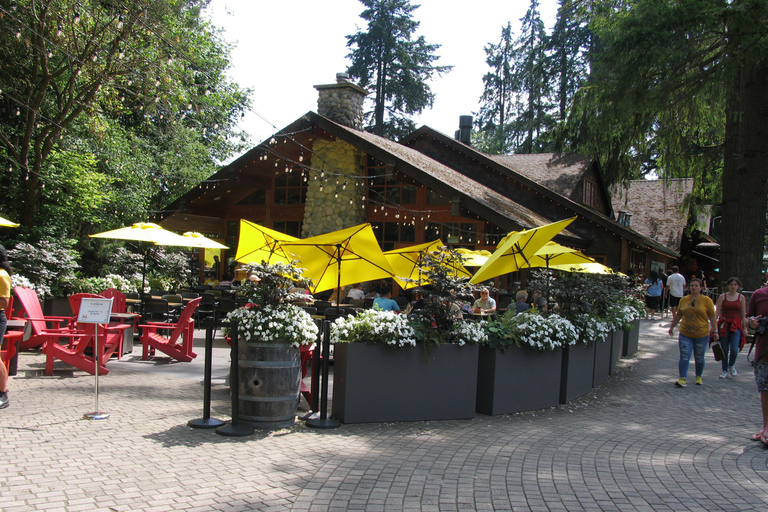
[560,341,596,404]
[476,345,562,415]
[237,341,301,429]
[609,329,623,374]
[593,337,611,388]
[622,319,641,357]
[332,343,479,423]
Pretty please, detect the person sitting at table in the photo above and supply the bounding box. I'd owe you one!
[514,290,530,315]
[346,283,366,301]
[532,290,548,312]
[373,286,400,313]
[473,288,497,314]
[203,274,219,287]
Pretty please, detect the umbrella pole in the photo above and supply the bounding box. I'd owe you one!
[140,247,148,321]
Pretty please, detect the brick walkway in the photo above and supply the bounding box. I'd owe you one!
[1,319,767,511]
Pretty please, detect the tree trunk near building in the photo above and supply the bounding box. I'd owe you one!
[720,60,768,291]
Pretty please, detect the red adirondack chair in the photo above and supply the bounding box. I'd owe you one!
[100,288,126,314]
[140,297,201,362]
[13,287,75,351]
[43,322,129,376]
[68,293,103,327]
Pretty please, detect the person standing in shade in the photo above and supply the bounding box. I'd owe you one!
[373,286,399,312]
[666,266,686,317]
[668,278,718,388]
[746,282,768,446]
[644,270,664,320]
[715,277,747,379]
[0,245,13,409]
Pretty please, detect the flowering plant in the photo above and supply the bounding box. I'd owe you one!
[570,314,612,345]
[487,312,577,351]
[226,261,318,347]
[449,320,488,346]
[331,309,416,348]
[226,303,318,347]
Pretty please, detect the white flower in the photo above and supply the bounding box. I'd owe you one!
[226,304,318,347]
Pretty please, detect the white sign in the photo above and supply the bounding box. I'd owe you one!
[77,298,114,324]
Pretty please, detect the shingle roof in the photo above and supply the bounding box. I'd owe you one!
[610,178,694,252]
[488,153,592,197]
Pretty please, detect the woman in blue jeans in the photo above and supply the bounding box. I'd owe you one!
[667,278,718,387]
[715,277,747,379]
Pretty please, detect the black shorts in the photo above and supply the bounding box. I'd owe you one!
[645,295,660,310]
[669,295,682,307]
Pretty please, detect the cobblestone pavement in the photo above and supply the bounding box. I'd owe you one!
[1,319,767,511]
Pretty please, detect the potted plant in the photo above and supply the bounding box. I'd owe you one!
[226,262,319,429]
[330,247,482,423]
[478,310,575,415]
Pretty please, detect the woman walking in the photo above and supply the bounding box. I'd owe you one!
[716,277,748,379]
[668,278,718,387]
[644,270,664,320]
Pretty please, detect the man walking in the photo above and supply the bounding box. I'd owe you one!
[666,266,686,316]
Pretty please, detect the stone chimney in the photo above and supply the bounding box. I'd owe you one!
[314,73,367,129]
[303,74,368,237]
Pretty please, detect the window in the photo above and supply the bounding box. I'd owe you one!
[583,179,598,209]
[272,221,302,238]
[424,223,479,245]
[273,169,307,205]
[426,189,450,205]
[226,221,239,251]
[367,156,417,207]
[372,222,416,251]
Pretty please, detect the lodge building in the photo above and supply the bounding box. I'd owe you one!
[158,74,677,290]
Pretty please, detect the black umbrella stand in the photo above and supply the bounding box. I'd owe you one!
[188,321,225,429]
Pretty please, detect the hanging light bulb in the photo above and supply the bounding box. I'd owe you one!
[117,15,123,29]
[74,13,80,23]
[15,28,21,38]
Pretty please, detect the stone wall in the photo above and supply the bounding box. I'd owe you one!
[302,138,366,237]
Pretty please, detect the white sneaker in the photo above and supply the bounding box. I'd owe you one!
[729,366,737,376]
[719,371,728,379]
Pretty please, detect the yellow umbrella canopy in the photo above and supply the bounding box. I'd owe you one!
[548,261,616,274]
[234,219,298,265]
[469,217,577,284]
[455,248,492,267]
[89,222,191,246]
[385,240,470,289]
[527,242,596,269]
[182,232,229,249]
[0,216,20,228]
[282,223,394,294]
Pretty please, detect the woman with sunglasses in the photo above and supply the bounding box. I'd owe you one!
[668,278,718,387]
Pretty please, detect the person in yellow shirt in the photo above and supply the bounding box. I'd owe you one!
[668,278,718,388]
[0,245,12,409]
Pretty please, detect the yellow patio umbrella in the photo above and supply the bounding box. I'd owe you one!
[469,217,577,284]
[548,261,616,274]
[282,223,394,294]
[234,219,298,265]
[0,216,20,228]
[385,240,470,289]
[182,232,229,249]
[528,242,596,269]
[90,223,194,308]
[455,248,492,267]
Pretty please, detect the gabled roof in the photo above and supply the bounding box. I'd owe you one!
[611,178,695,253]
[488,153,592,198]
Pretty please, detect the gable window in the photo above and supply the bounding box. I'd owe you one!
[372,221,416,251]
[272,221,302,238]
[425,222,479,245]
[583,179,598,209]
[274,169,307,205]
[367,156,417,207]
[237,189,266,205]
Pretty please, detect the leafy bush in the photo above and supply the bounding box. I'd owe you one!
[72,274,136,294]
[7,239,80,298]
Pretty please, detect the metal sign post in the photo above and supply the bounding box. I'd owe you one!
[77,298,114,420]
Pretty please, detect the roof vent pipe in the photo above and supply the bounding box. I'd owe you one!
[456,115,472,145]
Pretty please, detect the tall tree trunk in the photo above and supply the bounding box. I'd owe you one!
[720,60,768,291]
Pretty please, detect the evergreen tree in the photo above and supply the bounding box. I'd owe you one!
[475,22,515,154]
[346,0,452,140]
[508,0,553,154]
[562,0,768,289]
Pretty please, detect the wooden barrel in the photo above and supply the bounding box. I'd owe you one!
[237,342,301,429]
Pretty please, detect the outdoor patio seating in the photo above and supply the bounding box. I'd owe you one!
[100,288,127,313]
[140,297,201,362]
[195,294,217,323]
[43,321,129,375]
[143,298,172,323]
[13,287,76,351]
[213,298,237,337]
[68,293,104,327]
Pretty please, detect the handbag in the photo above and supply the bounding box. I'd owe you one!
[711,339,725,362]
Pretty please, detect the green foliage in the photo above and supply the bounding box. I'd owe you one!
[235,262,312,308]
[7,239,80,298]
[486,311,578,351]
[346,0,452,139]
[475,22,515,154]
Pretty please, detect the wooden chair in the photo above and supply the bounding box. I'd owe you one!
[13,287,75,351]
[43,321,129,375]
[140,297,201,362]
[100,288,127,314]
[68,293,104,327]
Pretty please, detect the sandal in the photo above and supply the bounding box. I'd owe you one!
[760,434,768,447]
[751,432,763,441]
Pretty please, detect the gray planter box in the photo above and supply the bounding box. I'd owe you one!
[609,329,623,374]
[477,345,562,415]
[560,341,595,404]
[593,337,611,388]
[622,319,640,357]
[332,343,479,423]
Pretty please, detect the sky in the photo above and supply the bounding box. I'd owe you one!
[204,0,559,147]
